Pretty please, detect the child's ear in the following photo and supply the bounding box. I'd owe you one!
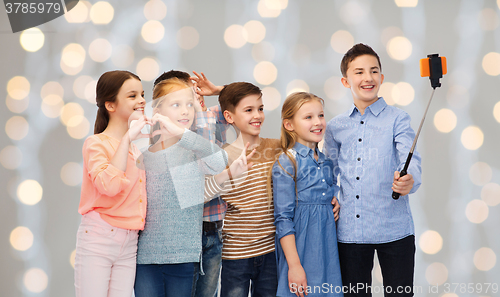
[283,119,294,132]
[380,74,385,84]
[223,110,234,124]
[105,101,116,113]
[341,77,351,89]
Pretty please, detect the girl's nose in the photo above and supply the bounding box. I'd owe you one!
[181,105,189,115]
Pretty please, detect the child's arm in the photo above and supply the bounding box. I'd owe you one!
[85,117,151,197]
[273,155,308,297]
[193,108,219,145]
[280,235,308,297]
[191,71,230,144]
[323,123,340,187]
[191,71,224,96]
[393,112,422,196]
[111,115,151,171]
[203,144,256,201]
[177,129,228,175]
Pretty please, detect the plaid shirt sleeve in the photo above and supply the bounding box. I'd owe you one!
[194,110,217,144]
[208,105,230,146]
[196,109,229,221]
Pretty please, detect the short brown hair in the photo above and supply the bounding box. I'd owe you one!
[218,82,262,113]
[340,43,382,77]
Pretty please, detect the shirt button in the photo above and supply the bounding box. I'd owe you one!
[317,167,320,170]
[142,218,144,222]
[358,138,362,142]
[356,177,360,180]
[356,195,359,199]
[322,179,325,182]
[322,193,325,196]
[139,179,142,182]
[357,158,361,161]
[140,199,143,203]
[356,214,360,218]
[360,121,364,124]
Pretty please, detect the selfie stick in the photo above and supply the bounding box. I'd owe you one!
[392,54,447,200]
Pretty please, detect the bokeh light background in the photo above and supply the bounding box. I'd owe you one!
[1,0,499,296]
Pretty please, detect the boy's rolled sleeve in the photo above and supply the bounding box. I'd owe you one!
[85,140,131,197]
[394,112,422,194]
[272,154,297,240]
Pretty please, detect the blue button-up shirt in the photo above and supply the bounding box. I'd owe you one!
[323,98,422,244]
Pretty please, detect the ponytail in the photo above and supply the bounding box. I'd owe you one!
[94,105,110,134]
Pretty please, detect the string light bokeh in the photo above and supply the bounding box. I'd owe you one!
[0,0,499,296]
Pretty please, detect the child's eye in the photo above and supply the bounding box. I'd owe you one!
[305,116,311,119]
[259,107,264,111]
[246,109,252,112]
[172,103,179,107]
[319,114,324,118]
[188,103,193,107]
[356,72,362,75]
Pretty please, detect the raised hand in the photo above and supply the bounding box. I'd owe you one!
[192,82,205,112]
[128,115,152,142]
[190,71,223,96]
[228,142,256,179]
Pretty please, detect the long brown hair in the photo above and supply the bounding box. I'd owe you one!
[94,70,141,134]
[266,92,325,206]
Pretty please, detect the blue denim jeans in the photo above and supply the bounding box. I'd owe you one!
[220,251,278,297]
[192,228,223,297]
[134,262,195,297]
[338,235,416,297]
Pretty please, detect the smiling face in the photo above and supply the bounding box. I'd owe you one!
[284,99,325,149]
[109,78,145,122]
[155,87,195,129]
[341,54,384,110]
[224,94,265,138]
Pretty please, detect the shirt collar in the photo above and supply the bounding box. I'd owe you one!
[293,142,324,163]
[348,97,387,117]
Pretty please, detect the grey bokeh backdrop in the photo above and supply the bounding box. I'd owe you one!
[1,0,499,296]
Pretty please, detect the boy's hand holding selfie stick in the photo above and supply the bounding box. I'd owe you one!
[392,54,447,199]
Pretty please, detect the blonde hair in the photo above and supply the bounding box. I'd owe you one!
[152,77,190,108]
[150,77,191,144]
[267,92,325,206]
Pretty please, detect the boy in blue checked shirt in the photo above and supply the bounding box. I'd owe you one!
[324,44,422,297]
[153,71,230,297]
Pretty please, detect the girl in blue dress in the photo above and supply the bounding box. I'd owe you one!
[271,92,343,297]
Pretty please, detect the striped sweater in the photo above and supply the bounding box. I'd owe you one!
[205,138,282,260]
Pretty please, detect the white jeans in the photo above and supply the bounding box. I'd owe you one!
[74,211,139,297]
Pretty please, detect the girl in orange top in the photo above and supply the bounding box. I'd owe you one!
[74,70,151,297]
